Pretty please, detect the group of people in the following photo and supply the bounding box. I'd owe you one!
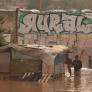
[66,55,82,76]
[66,55,92,76]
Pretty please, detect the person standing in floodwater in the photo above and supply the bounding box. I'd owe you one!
[88,56,92,68]
[72,55,82,76]
[63,53,72,77]
[66,57,72,76]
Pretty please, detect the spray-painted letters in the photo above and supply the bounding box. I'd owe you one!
[18,12,92,34]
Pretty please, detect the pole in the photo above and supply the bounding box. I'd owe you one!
[40,0,44,11]
[11,8,19,44]
[14,8,19,44]
[40,0,42,11]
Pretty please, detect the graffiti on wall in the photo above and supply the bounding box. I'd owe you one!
[18,11,92,46]
[18,12,92,34]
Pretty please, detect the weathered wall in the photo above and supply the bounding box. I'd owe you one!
[18,12,92,34]
[0,11,15,32]
[18,11,92,48]
[18,11,92,66]
[0,52,10,72]
[11,50,42,74]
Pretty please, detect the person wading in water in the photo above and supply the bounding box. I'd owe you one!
[72,55,82,76]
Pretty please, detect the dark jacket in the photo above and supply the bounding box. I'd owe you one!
[72,60,82,71]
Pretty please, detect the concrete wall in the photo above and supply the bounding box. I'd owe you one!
[0,52,10,72]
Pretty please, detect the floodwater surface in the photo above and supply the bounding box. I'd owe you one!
[0,68,92,92]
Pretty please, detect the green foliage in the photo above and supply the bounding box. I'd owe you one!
[44,0,51,9]
[27,0,40,10]
[0,16,5,24]
[27,0,92,10]
[0,36,6,46]
[27,0,51,10]
[0,27,5,33]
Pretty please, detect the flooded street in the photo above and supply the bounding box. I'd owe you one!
[0,68,92,92]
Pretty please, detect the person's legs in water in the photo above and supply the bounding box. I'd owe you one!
[74,70,81,76]
[68,65,72,76]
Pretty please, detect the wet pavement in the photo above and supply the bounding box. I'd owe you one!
[0,68,92,92]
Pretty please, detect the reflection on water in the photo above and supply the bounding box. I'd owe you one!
[0,68,92,92]
[74,75,81,91]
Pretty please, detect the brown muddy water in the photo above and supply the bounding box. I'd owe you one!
[0,68,92,92]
